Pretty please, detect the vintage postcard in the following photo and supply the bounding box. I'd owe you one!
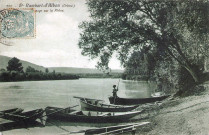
[0,0,209,135]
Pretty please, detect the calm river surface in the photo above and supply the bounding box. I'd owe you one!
[0,78,155,135]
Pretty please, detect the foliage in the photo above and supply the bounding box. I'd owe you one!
[79,0,209,83]
[26,66,39,72]
[0,71,79,82]
[0,60,79,82]
[122,46,178,93]
[45,68,49,73]
[7,57,23,72]
[79,0,209,96]
[122,46,158,80]
[0,68,6,72]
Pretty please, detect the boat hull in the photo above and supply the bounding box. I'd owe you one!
[109,95,170,105]
[3,109,44,122]
[45,106,142,123]
[0,108,23,118]
[80,99,138,112]
[0,109,44,131]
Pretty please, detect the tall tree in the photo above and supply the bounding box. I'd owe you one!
[26,66,36,72]
[45,68,49,73]
[79,0,209,85]
[7,57,23,72]
[124,47,156,77]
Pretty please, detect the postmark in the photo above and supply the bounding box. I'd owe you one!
[0,8,35,38]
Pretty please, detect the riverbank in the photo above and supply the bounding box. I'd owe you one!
[139,82,209,135]
[0,71,79,82]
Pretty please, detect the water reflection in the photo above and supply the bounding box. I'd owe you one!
[118,80,156,98]
[8,85,22,89]
[0,79,156,110]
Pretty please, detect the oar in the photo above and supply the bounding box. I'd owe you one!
[64,122,150,135]
[2,113,30,119]
[43,105,78,117]
[0,108,23,117]
[117,79,120,91]
[60,128,99,134]
[73,96,104,101]
[99,122,150,135]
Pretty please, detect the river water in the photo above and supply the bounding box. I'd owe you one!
[0,78,155,134]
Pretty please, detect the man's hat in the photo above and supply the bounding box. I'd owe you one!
[113,85,116,87]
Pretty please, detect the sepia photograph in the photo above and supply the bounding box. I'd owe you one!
[0,0,209,134]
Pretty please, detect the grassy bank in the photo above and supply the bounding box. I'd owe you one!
[138,82,209,135]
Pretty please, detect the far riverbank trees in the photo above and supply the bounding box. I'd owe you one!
[0,57,79,82]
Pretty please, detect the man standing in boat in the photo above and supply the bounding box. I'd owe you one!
[112,85,118,98]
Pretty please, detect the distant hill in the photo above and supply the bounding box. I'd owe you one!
[0,55,123,74]
[0,55,45,72]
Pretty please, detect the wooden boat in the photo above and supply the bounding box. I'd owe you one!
[0,108,24,117]
[45,106,143,123]
[70,122,150,135]
[109,95,170,105]
[0,109,44,131]
[77,97,139,112]
[2,109,44,122]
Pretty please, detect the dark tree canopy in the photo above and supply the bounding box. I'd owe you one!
[0,68,6,72]
[124,47,156,76]
[79,0,209,84]
[7,57,23,72]
[26,66,37,72]
[45,68,49,73]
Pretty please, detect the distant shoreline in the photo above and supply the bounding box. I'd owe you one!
[0,77,123,83]
[0,72,123,82]
[0,78,79,83]
[0,71,79,82]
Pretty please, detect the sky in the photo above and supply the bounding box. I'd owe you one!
[0,0,122,69]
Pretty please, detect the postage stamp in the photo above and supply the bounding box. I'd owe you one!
[0,8,35,38]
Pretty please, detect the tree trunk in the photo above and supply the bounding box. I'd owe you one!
[201,72,209,83]
[183,65,199,83]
